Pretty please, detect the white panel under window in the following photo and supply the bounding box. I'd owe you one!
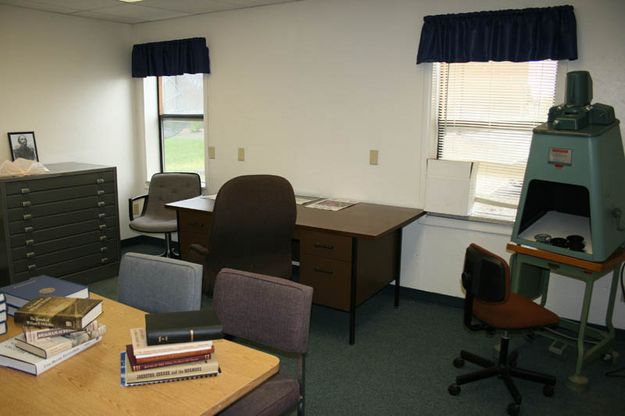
[434,61,558,220]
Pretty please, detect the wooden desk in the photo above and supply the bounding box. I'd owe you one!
[0,295,279,415]
[507,243,624,390]
[168,197,425,344]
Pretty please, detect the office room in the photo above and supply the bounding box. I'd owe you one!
[0,0,624,415]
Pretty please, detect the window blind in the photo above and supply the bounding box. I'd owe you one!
[434,60,558,219]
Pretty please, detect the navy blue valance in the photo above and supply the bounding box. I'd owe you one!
[416,5,577,64]
[132,37,210,78]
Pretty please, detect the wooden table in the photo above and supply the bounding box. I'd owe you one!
[507,243,624,390]
[168,197,425,344]
[0,295,279,415]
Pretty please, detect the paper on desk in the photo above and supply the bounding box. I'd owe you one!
[0,158,50,177]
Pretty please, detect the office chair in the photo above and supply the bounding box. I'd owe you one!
[129,172,201,257]
[117,252,203,313]
[189,174,296,294]
[213,268,313,416]
[448,244,559,416]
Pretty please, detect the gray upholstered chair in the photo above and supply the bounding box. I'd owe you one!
[189,174,296,294]
[117,252,203,313]
[214,268,313,416]
[129,172,201,257]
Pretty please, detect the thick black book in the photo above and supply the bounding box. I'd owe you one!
[145,310,223,345]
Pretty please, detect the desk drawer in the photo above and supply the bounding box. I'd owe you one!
[178,210,212,234]
[300,254,351,311]
[300,231,352,262]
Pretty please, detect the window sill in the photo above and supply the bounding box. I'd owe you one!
[418,212,513,236]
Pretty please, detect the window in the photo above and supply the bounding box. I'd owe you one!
[433,61,558,220]
[158,73,205,178]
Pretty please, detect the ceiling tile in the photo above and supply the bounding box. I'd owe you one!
[0,0,119,13]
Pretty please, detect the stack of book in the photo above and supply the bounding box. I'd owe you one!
[0,275,89,316]
[0,296,104,375]
[0,294,6,335]
[121,310,223,387]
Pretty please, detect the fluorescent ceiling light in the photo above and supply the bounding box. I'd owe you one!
[119,0,144,3]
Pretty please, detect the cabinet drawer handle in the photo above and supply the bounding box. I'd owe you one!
[97,190,105,195]
[22,201,31,207]
[100,247,108,252]
[313,243,334,250]
[24,226,34,233]
[96,178,105,184]
[27,264,37,271]
[313,267,334,275]
[21,188,30,194]
[99,224,107,230]
[26,252,35,258]
[99,235,107,241]
[23,214,32,220]
[98,213,106,219]
[25,239,34,246]
[101,257,109,263]
[97,201,105,207]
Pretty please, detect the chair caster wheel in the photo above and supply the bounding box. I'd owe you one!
[453,358,465,368]
[448,383,461,396]
[507,402,520,416]
[543,384,555,397]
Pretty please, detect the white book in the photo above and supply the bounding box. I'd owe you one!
[0,334,102,375]
[0,310,6,322]
[0,322,5,335]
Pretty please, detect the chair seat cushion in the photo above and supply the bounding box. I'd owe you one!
[219,373,299,416]
[474,293,559,329]
[129,216,177,233]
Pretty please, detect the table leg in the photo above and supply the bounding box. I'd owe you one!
[567,279,594,390]
[394,229,403,308]
[349,239,358,345]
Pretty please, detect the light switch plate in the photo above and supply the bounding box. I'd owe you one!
[208,146,216,159]
[238,147,245,161]
[369,149,379,165]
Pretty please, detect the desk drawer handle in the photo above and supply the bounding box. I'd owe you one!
[99,235,107,241]
[28,264,37,271]
[547,263,560,271]
[22,201,31,207]
[313,267,334,275]
[25,239,34,246]
[97,201,105,207]
[98,213,106,219]
[313,243,334,250]
[26,252,35,259]
[96,178,105,184]
[24,226,34,233]
[188,222,205,228]
[21,188,30,194]
[23,214,32,220]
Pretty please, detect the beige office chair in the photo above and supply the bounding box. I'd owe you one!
[129,172,201,257]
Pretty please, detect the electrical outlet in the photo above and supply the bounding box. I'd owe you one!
[238,147,245,162]
[369,149,379,165]
[208,146,216,159]
[132,201,141,216]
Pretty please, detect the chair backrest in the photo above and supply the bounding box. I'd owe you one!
[144,172,201,220]
[461,244,510,329]
[213,268,313,354]
[117,252,203,313]
[203,175,296,290]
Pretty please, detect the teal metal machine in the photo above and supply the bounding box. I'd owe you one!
[511,71,625,262]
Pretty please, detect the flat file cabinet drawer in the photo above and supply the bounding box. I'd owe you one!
[12,229,117,259]
[6,183,115,208]
[9,207,116,234]
[300,231,352,262]
[6,171,115,195]
[13,241,116,273]
[7,194,116,221]
[299,253,351,311]
[13,253,114,283]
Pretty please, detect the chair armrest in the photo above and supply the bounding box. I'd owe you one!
[128,194,148,221]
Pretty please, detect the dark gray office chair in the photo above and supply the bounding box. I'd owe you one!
[117,252,202,313]
[448,244,559,416]
[189,174,296,293]
[214,268,313,416]
[129,172,201,257]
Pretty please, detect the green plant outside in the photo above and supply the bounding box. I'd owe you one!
[163,135,205,175]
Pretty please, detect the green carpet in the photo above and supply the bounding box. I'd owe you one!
[92,248,625,415]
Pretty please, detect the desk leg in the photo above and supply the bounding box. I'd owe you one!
[394,229,403,308]
[349,239,358,345]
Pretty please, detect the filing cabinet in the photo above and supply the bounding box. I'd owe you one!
[0,162,120,286]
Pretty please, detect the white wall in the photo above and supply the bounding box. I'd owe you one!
[133,0,625,328]
[0,5,139,238]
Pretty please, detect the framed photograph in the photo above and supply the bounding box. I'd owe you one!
[8,131,38,161]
